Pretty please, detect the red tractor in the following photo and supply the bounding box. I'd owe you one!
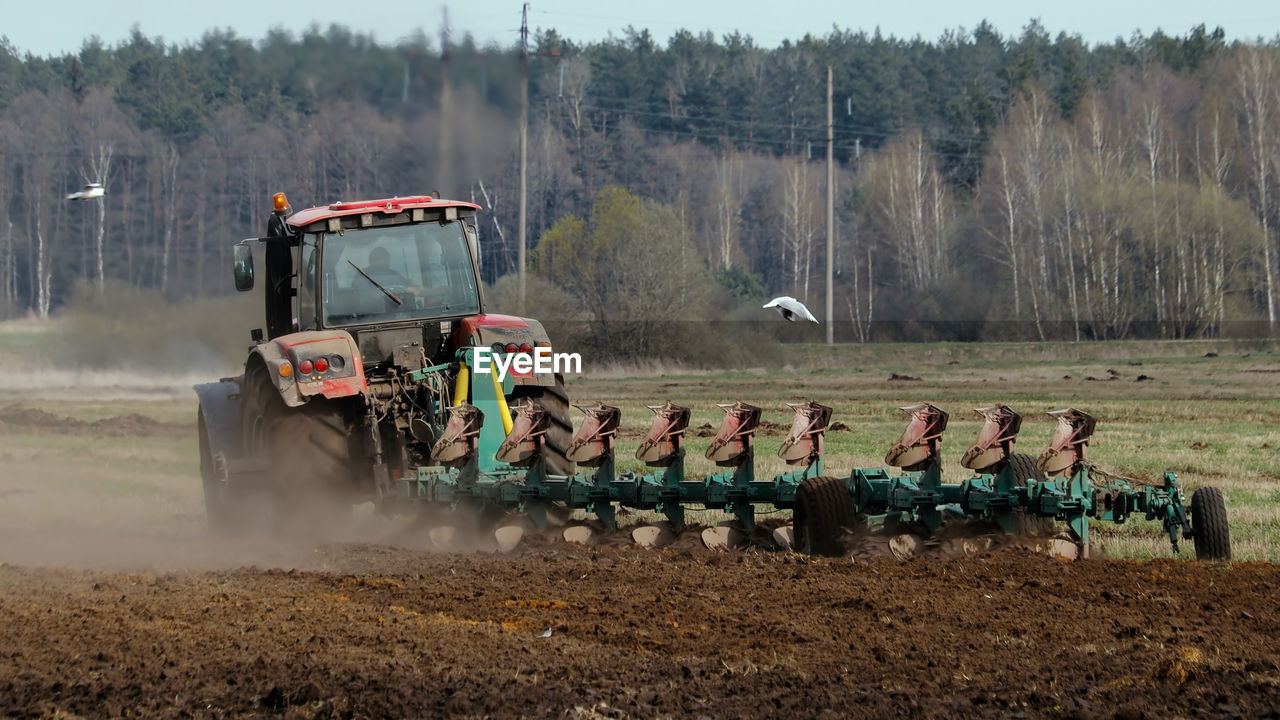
[195,193,572,534]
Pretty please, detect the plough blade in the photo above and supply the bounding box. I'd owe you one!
[563,525,595,545]
[1048,538,1079,560]
[428,525,458,550]
[772,525,795,551]
[701,525,747,551]
[430,404,484,466]
[778,401,833,464]
[885,402,949,470]
[566,403,621,466]
[889,533,924,560]
[632,525,676,549]
[495,401,548,466]
[1037,408,1096,476]
[961,404,1022,471]
[705,402,762,466]
[635,402,690,466]
[494,525,525,553]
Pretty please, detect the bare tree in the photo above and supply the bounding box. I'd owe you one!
[10,91,68,317]
[158,143,179,294]
[862,130,953,303]
[712,149,744,270]
[87,142,113,294]
[780,155,820,300]
[1234,46,1279,328]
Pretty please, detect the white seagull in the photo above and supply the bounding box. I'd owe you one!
[763,296,819,323]
[66,183,105,201]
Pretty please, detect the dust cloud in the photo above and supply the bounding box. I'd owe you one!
[0,371,459,573]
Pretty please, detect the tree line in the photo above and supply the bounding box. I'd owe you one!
[0,21,1277,341]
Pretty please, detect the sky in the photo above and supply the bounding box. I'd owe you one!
[2,0,1276,57]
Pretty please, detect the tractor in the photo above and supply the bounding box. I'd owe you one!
[195,192,573,534]
[194,193,1232,562]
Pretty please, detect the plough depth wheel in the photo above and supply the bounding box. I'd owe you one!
[1010,452,1055,536]
[1190,487,1231,561]
[794,476,854,557]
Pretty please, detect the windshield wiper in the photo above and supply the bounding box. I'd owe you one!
[347,260,403,306]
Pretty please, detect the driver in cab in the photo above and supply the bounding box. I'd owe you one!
[364,246,409,289]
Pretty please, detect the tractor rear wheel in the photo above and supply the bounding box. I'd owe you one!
[1191,486,1231,561]
[511,373,575,477]
[794,476,855,557]
[239,366,356,538]
[267,399,357,536]
[1010,452,1055,535]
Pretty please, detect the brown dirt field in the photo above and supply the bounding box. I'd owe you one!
[1,379,1278,719]
[3,542,1280,719]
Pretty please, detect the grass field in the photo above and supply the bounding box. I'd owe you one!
[1,325,1276,563]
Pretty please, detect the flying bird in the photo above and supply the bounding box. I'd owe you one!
[763,296,819,323]
[66,183,105,201]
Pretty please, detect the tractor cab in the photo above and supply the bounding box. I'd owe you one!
[232,192,485,370]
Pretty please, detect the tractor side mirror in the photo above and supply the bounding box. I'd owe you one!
[233,243,255,291]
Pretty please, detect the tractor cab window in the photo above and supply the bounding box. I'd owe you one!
[297,239,319,331]
[321,220,480,327]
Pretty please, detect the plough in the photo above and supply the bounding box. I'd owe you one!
[405,388,1232,561]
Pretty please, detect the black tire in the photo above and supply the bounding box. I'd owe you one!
[510,372,575,477]
[793,476,855,556]
[268,399,357,536]
[239,366,355,538]
[1191,487,1231,561]
[1009,452,1056,535]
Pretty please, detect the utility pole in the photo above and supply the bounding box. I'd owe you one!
[825,66,834,345]
[518,3,529,313]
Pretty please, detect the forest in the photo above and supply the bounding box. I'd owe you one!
[0,20,1277,343]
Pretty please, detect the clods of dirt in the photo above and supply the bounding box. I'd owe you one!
[2,546,1279,719]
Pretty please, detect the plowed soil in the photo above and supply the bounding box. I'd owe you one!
[3,397,1280,719]
[3,540,1280,719]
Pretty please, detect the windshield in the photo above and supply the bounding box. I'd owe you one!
[320,221,480,327]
